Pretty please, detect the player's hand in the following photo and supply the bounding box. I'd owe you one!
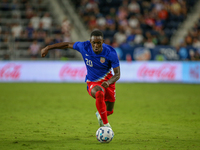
[101,81,110,88]
[41,46,49,57]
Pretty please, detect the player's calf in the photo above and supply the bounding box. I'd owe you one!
[95,91,108,124]
[107,110,113,116]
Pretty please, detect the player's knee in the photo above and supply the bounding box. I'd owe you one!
[95,90,104,99]
[91,85,104,98]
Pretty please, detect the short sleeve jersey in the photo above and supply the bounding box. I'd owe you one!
[73,41,119,82]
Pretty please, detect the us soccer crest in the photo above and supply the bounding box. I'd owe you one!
[100,57,105,63]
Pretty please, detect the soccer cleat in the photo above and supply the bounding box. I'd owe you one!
[104,123,112,128]
[95,111,104,127]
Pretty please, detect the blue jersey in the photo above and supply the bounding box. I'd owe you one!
[73,41,119,82]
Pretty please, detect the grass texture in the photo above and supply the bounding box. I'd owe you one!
[0,83,200,150]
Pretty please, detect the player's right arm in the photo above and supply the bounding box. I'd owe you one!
[41,42,75,57]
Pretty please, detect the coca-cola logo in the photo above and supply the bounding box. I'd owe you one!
[137,64,177,79]
[0,63,21,79]
[59,64,86,79]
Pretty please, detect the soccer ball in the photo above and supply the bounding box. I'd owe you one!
[96,126,114,143]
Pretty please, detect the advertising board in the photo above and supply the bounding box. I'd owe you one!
[0,61,186,83]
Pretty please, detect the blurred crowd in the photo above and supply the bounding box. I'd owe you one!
[177,15,200,60]
[0,0,199,60]
[72,0,200,60]
[0,0,72,59]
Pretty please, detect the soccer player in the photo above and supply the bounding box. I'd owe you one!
[41,30,120,128]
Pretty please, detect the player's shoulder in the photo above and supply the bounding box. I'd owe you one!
[75,40,90,47]
[81,40,91,47]
[73,41,91,52]
[103,43,117,55]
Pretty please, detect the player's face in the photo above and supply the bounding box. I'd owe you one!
[90,36,104,54]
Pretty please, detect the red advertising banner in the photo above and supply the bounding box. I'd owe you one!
[0,61,195,83]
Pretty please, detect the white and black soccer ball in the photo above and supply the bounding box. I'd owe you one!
[96,126,114,143]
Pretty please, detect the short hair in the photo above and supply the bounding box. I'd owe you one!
[90,30,103,38]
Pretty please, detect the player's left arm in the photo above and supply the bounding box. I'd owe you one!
[101,66,120,88]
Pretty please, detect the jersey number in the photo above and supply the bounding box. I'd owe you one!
[85,58,93,67]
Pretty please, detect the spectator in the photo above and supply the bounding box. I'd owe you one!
[85,0,98,11]
[37,30,46,42]
[184,35,193,46]
[40,12,52,31]
[194,51,200,60]
[63,32,71,42]
[171,0,181,13]
[119,18,129,27]
[109,7,116,19]
[28,40,40,59]
[128,0,140,15]
[11,23,23,38]
[30,13,41,30]
[97,16,106,27]
[144,12,155,29]
[122,0,129,8]
[117,6,128,21]
[37,22,46,33]
[105,15,115,27]
[178,43,188,60]
[25,3,34,19]
[157,30,168,45]
[153,0,164,12]
[61,17,71,34]
[88,15,97,31]
[26,23,34,38]
[114,26,127,45]
[144,38,155,48]
[192,38,200,49]
[189,49,195,60]
[134,28,144,45]
[32,30,39,40]
[158,7,168,20]
[127,29,136,45]
[11,0,21,19]
[128,15,139,28]
[94,8,103,18]
[154,16,164,30]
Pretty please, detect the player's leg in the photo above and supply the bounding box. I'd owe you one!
[95,101,114,127]
[87,83,105,127]
[105,83,116,116]
[91,85,110,126]
[96,84,115,127]
[96,100,114,125]
[105,101,114,116]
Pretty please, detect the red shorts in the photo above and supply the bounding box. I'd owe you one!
[87,81,116,102]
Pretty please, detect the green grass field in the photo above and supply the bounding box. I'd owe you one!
[0,83,200,150]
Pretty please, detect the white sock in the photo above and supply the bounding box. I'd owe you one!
[104,123,111,127]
